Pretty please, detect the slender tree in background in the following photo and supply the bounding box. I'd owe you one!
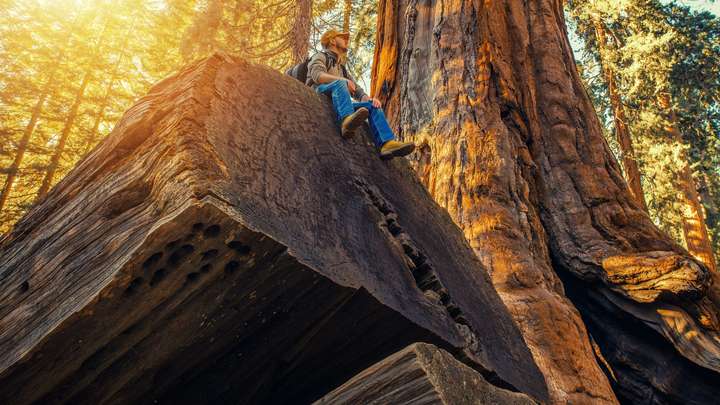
[593,19,648,211]
[342,0,352,32]
[291,0,313,63]
[0,10,79,214]
[0,70,57,213]
[373,0,720,402]
[658,92,717,272]
[35,18,112,202]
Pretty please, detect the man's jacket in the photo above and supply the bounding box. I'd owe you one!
[306,50,368,101]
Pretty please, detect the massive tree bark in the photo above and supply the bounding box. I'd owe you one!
[593,20,648,213]
[371,1,720,403]
[0,54,547,404]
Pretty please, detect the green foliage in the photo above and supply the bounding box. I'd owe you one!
[567,0,720,257]
[0,0,379,234]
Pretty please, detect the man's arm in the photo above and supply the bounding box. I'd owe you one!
[342,67,368,101]
[308,54,353,91]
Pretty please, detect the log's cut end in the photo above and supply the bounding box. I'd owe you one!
[0,53,548,404]
[315,342,537,405]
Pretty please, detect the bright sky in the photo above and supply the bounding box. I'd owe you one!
[671,0,720,14]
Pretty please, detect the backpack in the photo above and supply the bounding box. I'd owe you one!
[285,51,348,85]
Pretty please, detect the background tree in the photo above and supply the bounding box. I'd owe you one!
[567,0,719,271]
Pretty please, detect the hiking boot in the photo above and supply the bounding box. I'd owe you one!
[379,140,415,159]
[341,107,369,139]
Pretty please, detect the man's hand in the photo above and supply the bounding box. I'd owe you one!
[362,96,383,108]
[345,79,357,95]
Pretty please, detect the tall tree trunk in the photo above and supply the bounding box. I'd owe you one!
[593,20,648,212]
[0,69,58,213]
[82,74,116,157]
[372,0,720,403]
[82,21,135,158]
[658,93,717,273]
[34,70,92,202]
[342,0,351,33]
[34,17,112,202]
[291,0,312,63]
[697,171,718,231]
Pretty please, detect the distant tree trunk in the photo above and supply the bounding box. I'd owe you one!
[342,0,351,33]
[82,73,117,157]
[697,171,718,230]
[593,20,648,212]
[35,18,112,202]
[0,69,57,213]
[83,21,134,158]
[373,0,720,403]
[34,70,92,202]
[658,93,717,273]
[291,0,312,63]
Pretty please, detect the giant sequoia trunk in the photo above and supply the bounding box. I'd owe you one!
[0,54,547,404]
[372,1,720,404]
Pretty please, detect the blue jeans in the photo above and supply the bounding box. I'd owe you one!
[316,80,395,147]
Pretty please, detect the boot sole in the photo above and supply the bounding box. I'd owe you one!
[380,143,415,160]
[341,108,369,139]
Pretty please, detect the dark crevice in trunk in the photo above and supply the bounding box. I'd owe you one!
[550,252,720,405]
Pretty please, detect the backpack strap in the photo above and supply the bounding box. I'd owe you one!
[320,50,336,70]
[320,50,350,80]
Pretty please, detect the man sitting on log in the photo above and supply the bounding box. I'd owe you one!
[306,29,415,159]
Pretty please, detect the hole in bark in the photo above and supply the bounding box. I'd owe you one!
[200,264,212,273]
[192,222,205,232]
[446,302,462,318]
[225,261,240,274]
[412,263,432,282]
[438,288,451,304]
[121,324,137,335]
[165,239,181,251]
[204,225,221,238]
[19,281,29,293]
[143,252,163,269]
[454,315,469,325]
[150,268,167,286]
[227,241,251,255]
[386,219,403,236]
[201,249,219,261]
[186,272,200,282]
[101,179,150,219]
[168,244,195,266]
[417,273,442,291]
[125,277,144,295]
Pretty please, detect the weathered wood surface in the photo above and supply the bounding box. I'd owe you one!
[372,0,720,404]
[315,342,536,405]
[0,54,546,404]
